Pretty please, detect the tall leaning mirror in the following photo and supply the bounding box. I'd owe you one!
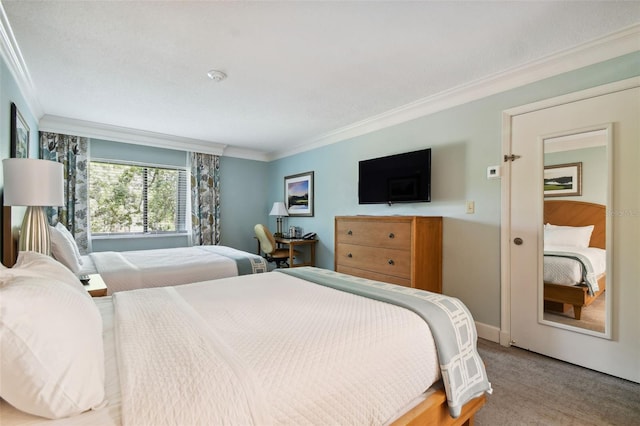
[541,125,612,338]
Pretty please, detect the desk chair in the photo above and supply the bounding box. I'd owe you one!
[254,224,298,268]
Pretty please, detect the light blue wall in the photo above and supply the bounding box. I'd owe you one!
[265,52,640,327]
[0,61,39,160]
[0,57,40,263]
[219,156,269,254]
[91,139,188,167]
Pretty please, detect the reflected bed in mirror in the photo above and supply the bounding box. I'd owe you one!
[542,200,606,333]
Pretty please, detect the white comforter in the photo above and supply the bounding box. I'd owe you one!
[86,246,265,294]
[543,245,606,286]
[113,272,441,426]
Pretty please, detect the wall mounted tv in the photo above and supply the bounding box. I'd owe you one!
[358,148,431,204]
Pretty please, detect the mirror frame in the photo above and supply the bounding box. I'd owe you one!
[537,123,613,339]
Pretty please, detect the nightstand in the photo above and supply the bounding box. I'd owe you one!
[84,274,108,297]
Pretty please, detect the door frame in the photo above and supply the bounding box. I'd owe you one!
[499,76,640,346]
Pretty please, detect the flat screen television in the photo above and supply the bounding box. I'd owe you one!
[358,148,431,204]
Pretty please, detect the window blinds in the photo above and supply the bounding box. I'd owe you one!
[89,161,188,234]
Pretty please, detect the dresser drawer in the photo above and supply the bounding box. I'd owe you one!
[336,265,411,288]
[336,243,411,279]
[335,220,411,250]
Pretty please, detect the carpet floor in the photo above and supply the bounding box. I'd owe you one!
[475,339,640,425]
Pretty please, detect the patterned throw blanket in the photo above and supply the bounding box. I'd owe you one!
[278,267,492,418]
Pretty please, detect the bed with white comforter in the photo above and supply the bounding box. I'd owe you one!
[0,255,491,425]
[80,245,267,294]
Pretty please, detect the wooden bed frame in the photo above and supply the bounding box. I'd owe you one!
[543,200,606,320]
[392,389,486,426]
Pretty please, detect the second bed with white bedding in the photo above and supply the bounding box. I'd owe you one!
[80,245,268,294]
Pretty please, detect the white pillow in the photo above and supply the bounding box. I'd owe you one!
[0,274,106,419]
[544,223,594,248]
[9,251,90,299]
[49,224,83,273]
[55,223,83,264]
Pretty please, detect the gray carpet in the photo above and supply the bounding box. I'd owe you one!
[475,339,640,425]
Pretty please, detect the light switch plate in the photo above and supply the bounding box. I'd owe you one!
[466,201,475,214]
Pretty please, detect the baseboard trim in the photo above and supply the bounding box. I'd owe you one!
[475,321,500,343]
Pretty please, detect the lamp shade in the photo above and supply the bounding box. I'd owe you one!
[269,201,289,217]
[2,159,64,207]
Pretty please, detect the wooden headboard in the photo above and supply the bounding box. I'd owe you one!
[2,206,19,267]
[544,200,606,249]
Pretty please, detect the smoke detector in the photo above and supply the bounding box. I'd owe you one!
[207,70,227,82]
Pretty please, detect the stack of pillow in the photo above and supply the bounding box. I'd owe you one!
[49,222,84,273]
[0,252,106,419]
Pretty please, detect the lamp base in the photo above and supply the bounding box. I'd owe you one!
[18,206,52,255]
[275,217,284,237]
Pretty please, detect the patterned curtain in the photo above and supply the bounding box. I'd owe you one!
[40,132,89,254]
[190,152,220,245]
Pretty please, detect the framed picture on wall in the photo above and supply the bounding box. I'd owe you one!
[544,162,582,197]
[284,171,314,217]
[10,103,29,158]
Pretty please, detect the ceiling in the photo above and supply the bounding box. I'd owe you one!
[2,1,639,159]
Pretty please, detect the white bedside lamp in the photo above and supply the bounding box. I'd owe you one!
[269,201,289,237]
[2,159,64,255]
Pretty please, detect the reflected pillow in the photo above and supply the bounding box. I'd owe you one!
[0,273,105,419]
[544,223,594,248]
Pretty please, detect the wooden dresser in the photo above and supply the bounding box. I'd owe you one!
[334,216,443,293]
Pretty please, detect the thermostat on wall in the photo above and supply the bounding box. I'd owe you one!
[487,165,501,179]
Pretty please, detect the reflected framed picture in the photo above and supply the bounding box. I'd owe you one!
[544,162,582,197]
[284,171,314,217]
[10,103,29,158]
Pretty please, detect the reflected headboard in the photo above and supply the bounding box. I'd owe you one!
[544,200,606,249]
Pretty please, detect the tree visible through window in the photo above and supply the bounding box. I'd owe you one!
[89,161,187,234]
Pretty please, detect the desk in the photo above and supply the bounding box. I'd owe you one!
[275,237,317,267]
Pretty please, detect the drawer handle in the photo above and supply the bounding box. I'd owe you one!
[347,253,353,258]
[347,230,353,235]
[388,233,395,239]
[388,259,394,265]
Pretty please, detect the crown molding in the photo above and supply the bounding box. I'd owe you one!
[0,4,43,118]
[221,146,270,162]
[268,23,640,161]
[39,115,228,156]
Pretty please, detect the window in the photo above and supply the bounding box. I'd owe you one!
[89,161,188,235]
